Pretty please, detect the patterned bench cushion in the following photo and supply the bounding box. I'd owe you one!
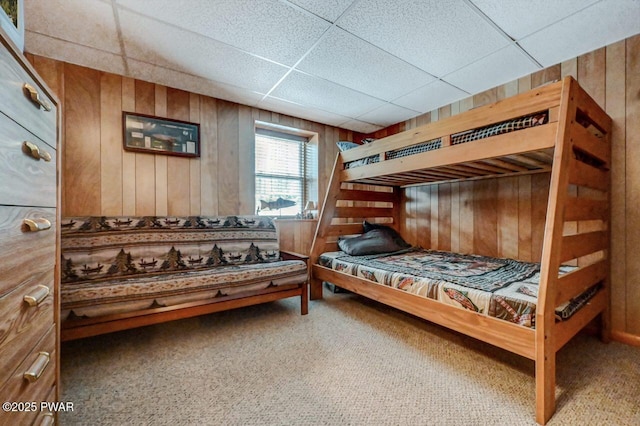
[61,215,282,284]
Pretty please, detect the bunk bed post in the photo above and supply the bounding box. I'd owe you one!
[596,126,613,345]
[601,129,613,345]
[310,154,343,300]
[391,186,402,232]
[535,76,578,425]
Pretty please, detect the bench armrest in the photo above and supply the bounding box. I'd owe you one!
[280,250,309,263]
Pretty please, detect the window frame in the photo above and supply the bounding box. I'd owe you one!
[254,122,318,218]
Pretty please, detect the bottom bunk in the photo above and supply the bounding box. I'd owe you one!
[318,249,600,329]
[312,248,607,360]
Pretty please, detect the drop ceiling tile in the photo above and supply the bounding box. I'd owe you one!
[116,0,330,66]
[443,45,539,94]
[24,0,121,54]
[357,103,419,127]
[338,0,509,77]
[258,95,352,127]
[393,80,468,114]
[471,0,600,40]
[25,32,126,76]
[127,59,265,106]
[520,0,640,67]
[287,0,356,22]
[338,119,384,133]
[271,70,387,118]
[119,10,288,94]
[297,27,436,101]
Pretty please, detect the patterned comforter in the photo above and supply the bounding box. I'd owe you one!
[319,249,598,328]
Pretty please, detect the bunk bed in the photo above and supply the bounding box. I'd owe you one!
[309,77,612,425]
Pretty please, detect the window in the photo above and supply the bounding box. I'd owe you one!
[255,125,317,217]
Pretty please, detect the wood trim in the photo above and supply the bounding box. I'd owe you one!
[322,241,339,252]
[564,197,608,221]
[336,189,396,203]
[575,86,613,132]
[556,260,607,305]
[568,159,609,191]
[554,289,607,351]
[560,231,608,263]
[611,330,640,347]
[570,123,610,165]
[326,223,364,236]
[334,207,395,218]
[483,158,530,172]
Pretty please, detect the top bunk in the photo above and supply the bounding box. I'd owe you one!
[339,77,610,187]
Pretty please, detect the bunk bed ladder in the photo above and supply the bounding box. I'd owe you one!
[310,153,402,300]
[536,76,612,425]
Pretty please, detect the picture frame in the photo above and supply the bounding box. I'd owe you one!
[123,112,200,158]
[0,0,24,52]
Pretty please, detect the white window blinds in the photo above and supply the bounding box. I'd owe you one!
[255,128,311,216]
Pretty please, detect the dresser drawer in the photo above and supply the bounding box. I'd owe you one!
[0,113,56,207]
[0,43,57,146]
[32,385,57,426]
[0,326,56,426]
[0,272,54,389]
[0,206,56,298]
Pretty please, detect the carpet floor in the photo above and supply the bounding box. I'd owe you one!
[60,291,640,425]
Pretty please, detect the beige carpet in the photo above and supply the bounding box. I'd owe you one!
[60,291,640,425]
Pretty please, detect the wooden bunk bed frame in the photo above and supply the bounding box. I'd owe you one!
[309,76,612,425]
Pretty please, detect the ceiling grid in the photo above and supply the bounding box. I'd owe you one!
[23,0,640,132]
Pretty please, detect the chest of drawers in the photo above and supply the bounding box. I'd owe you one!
[0,29,60,426]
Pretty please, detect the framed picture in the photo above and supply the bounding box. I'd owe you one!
[0,0,24,52]
[123,112,200,158]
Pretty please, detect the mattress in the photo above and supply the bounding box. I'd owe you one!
[61,260,308,319]
[344,112,548,169]
[318,249,599,328]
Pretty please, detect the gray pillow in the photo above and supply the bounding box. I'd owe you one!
[338,227,410,256]
[362,221,411,250]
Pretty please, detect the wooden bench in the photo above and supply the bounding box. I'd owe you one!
[60,215,308,340]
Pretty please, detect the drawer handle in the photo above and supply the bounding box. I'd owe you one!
[23,141,52,162]
[23,351,50,383]
[23,218,52,232]
[24,83,52,112]
[38,413,55,426]
[23,285,50,307]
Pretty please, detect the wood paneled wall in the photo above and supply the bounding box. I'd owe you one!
[400,175,549,262]
[275,219,318,256]
[377,35,639,345]
[24,55,348,218]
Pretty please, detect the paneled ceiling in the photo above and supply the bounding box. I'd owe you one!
[24,0,640,133]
